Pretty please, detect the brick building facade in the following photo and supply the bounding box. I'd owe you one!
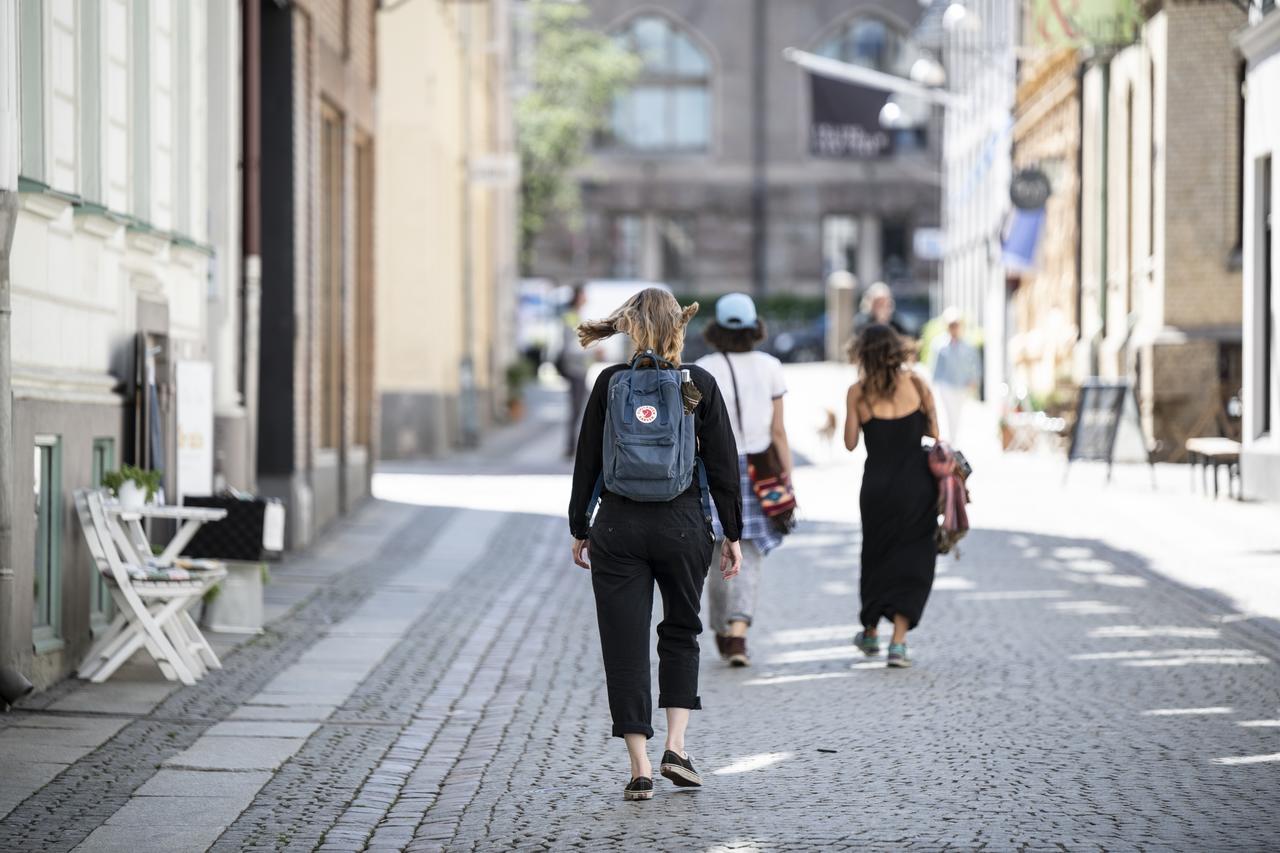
[1079,0,1245,460]
[257,0,378,546]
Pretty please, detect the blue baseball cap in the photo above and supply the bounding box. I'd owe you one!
[715,292,758,329]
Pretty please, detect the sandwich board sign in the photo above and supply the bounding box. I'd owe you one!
[1066,380,1154,482]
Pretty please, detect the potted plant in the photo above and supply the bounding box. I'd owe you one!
[101,465,163,509]
[505,360,536,421]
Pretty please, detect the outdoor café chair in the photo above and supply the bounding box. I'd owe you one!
[73,490,226,686]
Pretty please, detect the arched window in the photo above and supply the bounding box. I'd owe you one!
[605,15,711,152]
[815,16,909,77]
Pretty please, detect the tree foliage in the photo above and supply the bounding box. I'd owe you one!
[517,0,637,274]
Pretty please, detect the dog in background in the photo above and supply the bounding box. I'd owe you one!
[817,408,838,453]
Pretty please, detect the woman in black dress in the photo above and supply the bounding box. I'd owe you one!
[843,325,939,668]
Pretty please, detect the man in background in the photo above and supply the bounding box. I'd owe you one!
[558,284,590,458]
[931,308,980,442]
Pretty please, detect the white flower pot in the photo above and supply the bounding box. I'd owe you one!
[118,480,146,509]
[202,561,264,634]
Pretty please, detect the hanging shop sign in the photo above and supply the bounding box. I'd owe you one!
[1027,0,1142,50]
[1010,167,1052,210]
[808,73,893,159]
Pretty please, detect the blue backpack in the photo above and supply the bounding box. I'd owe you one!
[589,351,711,525]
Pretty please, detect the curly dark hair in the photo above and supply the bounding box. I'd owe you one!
[703,319,767,354]
[847,324,912,402]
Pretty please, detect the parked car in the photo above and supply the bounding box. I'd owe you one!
[767,315,827,363]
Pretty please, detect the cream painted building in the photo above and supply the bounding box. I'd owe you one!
[1240,0,1280,499]
[376,0,518,458]
[1,0,243,689]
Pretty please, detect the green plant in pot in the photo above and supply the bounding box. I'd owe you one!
[101,465,163,509]
[505,360,536,421]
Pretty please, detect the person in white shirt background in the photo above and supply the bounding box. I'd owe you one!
[930,307,981,443]
[695,293,793,667]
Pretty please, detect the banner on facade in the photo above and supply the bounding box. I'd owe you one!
[1026,0,1141,50]
[808,73,892,159]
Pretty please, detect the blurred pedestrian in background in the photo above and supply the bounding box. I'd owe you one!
[696,293,793,668]
[557,284,590,458]
[931,308,980,443]
[568,288,743,801]
[853,282,906,337]
[845,325,940,669]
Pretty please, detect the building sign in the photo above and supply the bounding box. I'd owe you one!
[809,74,892,159]
[175,360,214,502]
[1066,380,1153,480]
[1027,0,1142,50]
[1010,168,1052,209]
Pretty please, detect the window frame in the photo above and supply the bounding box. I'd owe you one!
[18,0,47,183]
[319,102,346,451]
[90,437,116,631]
[32,435,63,653]
[603,14,713,154]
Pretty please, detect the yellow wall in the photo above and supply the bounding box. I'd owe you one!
[375,0,514,406]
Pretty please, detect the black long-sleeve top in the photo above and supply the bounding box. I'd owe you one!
[569,363,742,541]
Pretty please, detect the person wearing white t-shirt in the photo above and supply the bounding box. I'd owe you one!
[695,293,793,667]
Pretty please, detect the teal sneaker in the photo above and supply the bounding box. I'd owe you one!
[886,643,911,668]
[852,630,880,657]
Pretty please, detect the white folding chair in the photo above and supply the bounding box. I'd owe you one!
[74,490,225,685]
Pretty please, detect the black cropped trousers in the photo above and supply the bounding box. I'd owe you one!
[588,492,714,739]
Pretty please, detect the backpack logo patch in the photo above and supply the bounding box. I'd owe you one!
[635,405,658,424]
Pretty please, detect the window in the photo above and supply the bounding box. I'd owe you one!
[130,0,151,221]
[33,437,62,649]
[319,105,345,449]
[18,0,45,182]
[80,0,102,203]
[1261,155,1273,437]
[882,220,911,281]
[609,213,696,285]
[822,215,860,278]
[816,16,909,77]
[606,15,710,152]
[610,213,644,278]
[657,215,695,286]
[90,438,115,627]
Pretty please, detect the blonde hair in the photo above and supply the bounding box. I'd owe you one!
[577,288,698,364]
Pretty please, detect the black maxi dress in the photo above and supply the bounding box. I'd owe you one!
[858,407,939,629]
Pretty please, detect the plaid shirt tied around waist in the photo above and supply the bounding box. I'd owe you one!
[711,455,782,555]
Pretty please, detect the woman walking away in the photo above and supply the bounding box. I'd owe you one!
[844,324,939,669]
[695,293,793,667]
[568,288,744,801]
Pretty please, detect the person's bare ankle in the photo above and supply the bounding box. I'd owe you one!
[631,759,651,779]
[664,743,686,758]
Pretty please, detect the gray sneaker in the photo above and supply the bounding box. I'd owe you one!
[886,642,911,668]
[852,630,880,657]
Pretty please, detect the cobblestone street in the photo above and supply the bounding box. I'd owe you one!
[3,384,1280,851]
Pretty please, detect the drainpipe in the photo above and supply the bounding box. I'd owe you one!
[0,0,33,708]
[1096,59,1110,377]
[458,1,479,447]
[242,0,261,490]
[0,190,32,709]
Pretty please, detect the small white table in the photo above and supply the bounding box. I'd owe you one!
[106,504,228,568]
